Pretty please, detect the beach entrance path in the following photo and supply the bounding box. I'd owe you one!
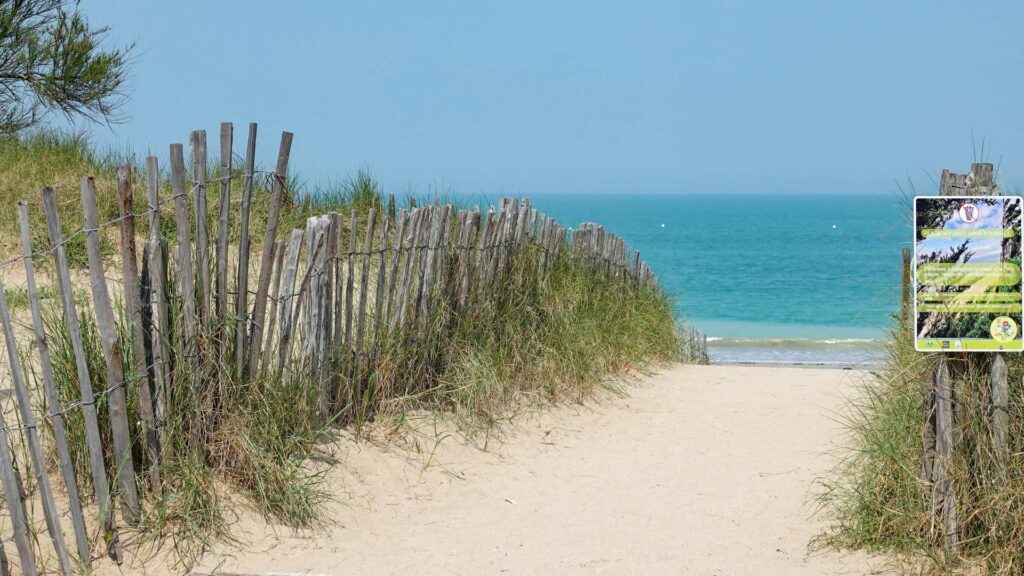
[133,365,885,575]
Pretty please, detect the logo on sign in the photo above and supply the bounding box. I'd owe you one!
[958,202,980,223]
[991,316,1018,342]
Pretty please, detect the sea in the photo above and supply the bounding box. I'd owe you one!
[498,193,908,366]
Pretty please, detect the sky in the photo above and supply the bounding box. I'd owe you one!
[74,1,1024,196]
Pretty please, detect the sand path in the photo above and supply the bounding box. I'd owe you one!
[110,364,887,575]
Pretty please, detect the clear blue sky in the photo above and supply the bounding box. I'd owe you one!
[78,1,1023,196]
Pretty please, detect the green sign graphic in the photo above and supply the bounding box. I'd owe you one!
[914,196,1024,353]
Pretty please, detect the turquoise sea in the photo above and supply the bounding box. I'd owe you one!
[514,193,908,365]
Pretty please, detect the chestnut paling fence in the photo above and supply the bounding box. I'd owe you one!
[0,122,698,575]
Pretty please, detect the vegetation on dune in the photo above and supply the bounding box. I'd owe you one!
[817,196,1024,575]
[0,130,384,264]
[817,317,1024,574]
[7,131,682,569]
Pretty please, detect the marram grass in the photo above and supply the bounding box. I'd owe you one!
[816,312,1024,575]
[18,130,683,569]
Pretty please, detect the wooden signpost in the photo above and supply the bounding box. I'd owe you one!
[916,162,1013,556]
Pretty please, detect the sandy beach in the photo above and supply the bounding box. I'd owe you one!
[95,364,891,576]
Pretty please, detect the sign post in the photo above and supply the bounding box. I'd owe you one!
[913,163,1015,557]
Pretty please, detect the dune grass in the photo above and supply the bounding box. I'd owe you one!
[816,299,1024,574]
[9,129,683,569]
[0,130,385,267]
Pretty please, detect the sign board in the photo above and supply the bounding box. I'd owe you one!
[914,196,1024,352]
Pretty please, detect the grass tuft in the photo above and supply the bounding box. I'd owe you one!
[816,313,1024,574]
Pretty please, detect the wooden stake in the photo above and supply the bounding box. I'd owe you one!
[0,266,72,574]
[413,206,438,324]
[170,143,199,350]
[0,408,35,575]
[474,209,493,300]
[277,229,305,351]
[991,352,1009,472]
[394,208,421,328]
[191,129,211,327]
[301,216,332,376]
[216,122,233,356]
[344,213,357,347]
[146,156,161,242]
[356,209,377,352]
[42,186,122,563]
[149,239,171,461]
[235,123,257,379]
[260,241,286,374]
[384,209,407,329]
[931,355,958,555]
[372,215,390,350]
[279,235,327,376]
[117,166,161,495]
[17,202,90,565]
[330,212,345,360]
[248,131,293,376]
[82,177,141,523]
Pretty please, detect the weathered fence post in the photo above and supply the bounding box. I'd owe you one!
[900,248,911,326]
[117,166,161,495]
[921,162,1002,556]
[277,229,305,353]
[395,209,420,328]
[474,209,494,301]
[235,123,257,378]
[0,267,73,574]
[279,235,327,375]
[216,122,233,356]
[82,177,142,523]
[459,210,480,309]
[260,240,286,374]
[931,355,958,554]
[356,209,378,355]
[248,131,293,376]
[417,206,442,331]
[372,214,390,351]
[0,408,35,575]
[966,164,1012,477]
[302,215,332,377]
[384,209,407,327]
[170,143,199,364]
[345,213,358,347]
[330,212,345,367]
[990,352,1008,471]
[17,202,90,565]
[43,186,122,562]
[146,156,172,459]
[921,168,958,545]
[191,129,211,327]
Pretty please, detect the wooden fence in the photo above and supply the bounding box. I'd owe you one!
[0,122,682,574]
[679,324,709,364]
